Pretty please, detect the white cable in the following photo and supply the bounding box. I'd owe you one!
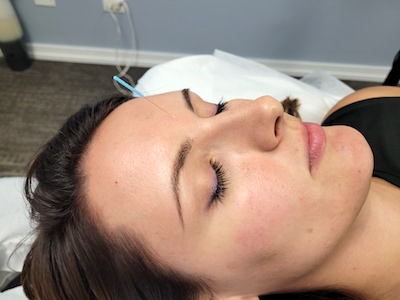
[123,1,139,69]
[107,0,139,95]
[109,8,130,94]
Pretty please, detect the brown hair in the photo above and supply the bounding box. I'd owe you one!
[21,93,364,300]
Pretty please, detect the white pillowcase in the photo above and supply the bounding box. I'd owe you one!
[0,177,32,292]
[0,286,28,299]
[136,49,354,124]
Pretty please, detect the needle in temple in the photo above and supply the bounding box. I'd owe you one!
[143,96,175,118]
[113,75,174,118]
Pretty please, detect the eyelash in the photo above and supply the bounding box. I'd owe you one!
[210,159,229,206]
[216,100,227,114]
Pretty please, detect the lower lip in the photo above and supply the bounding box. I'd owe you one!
[304,122,326,174]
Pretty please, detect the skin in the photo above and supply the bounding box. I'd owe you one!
[84,90,376,299]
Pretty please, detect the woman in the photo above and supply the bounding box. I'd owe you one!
[22,86,400,300]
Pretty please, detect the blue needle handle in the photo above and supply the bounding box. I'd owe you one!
[113,75,144,97]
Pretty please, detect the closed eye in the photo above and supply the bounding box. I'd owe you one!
[209,159,229,207]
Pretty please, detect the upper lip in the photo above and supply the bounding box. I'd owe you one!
[300,121,310,171]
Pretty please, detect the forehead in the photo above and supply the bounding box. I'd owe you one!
[83,92,184,235]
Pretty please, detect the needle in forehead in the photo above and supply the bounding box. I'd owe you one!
[113,76,175,118]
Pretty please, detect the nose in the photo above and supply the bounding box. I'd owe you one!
[202,95,284,152]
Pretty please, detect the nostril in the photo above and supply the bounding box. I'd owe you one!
[274,117,280,136]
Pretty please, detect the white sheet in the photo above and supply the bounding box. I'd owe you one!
[0,177,32,292]
[0,286,27,300]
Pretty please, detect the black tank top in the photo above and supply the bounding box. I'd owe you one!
[322,97,400,188]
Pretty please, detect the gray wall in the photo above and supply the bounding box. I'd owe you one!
[12,0,400,67]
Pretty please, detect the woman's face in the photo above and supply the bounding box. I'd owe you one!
[85,91,373,298]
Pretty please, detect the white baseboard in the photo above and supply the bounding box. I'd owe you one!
[26,43,184,68]
[16,43,388,82]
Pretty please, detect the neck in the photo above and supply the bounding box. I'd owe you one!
[291,177,400,299]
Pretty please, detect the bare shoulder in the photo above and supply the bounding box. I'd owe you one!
[323,86,400,121]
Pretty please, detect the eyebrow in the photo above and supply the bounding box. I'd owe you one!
[172,137,193,229]
[169,90,196,229]
[182,88,194,112]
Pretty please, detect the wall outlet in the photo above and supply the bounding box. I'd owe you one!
[34,0,56,7]
[103,0,125,13]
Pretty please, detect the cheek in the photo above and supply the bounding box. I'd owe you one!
[232,173,299,261]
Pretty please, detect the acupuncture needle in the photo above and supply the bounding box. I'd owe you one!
[113,75,174,118]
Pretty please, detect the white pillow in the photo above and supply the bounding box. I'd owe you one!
[136,49,354,124]
[0,286,28,299]
[0,177,32,292]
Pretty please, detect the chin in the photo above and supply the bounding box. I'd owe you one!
[327,124,372,166]
[326,124,374,201]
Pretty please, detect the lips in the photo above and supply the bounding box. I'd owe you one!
[303,122,326,174]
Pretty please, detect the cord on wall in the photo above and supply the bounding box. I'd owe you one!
[106,0,139,95]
